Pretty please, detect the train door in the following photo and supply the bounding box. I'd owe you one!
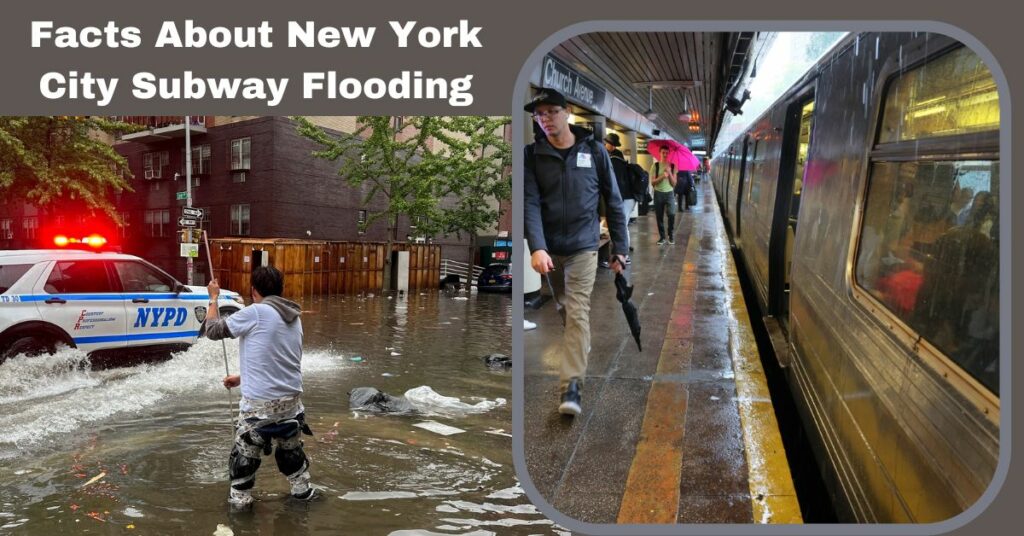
[735,136,751,240]
[769,94,815,328]
[724,149,734,211]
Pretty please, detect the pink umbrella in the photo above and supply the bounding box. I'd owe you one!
[647,139,700,172]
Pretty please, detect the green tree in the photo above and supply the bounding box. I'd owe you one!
[430,116,512,285]
[295,116,512,292]
[0,116,138,220]
[295,116,449,291]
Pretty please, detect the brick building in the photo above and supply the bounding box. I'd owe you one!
[1,116,511,286]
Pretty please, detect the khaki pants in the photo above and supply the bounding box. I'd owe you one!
[552,251,598,390]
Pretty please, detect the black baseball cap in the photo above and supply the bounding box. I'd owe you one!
[524,88,568,113]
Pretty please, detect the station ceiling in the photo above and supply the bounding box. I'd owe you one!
[548,32,767,151]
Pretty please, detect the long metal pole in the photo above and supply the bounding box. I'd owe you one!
[202,229,230,379]
[185,115,194,285]
[204,229,234,427]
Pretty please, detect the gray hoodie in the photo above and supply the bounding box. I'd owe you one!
[205,295,301,340]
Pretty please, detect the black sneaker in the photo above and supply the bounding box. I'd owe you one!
[668,237,675,245]
[599,260,610,269]
[657,239,666,246]
[558,379,582,416]
[625,256,632,265]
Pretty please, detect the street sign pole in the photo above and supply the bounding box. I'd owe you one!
[185,115,194,285]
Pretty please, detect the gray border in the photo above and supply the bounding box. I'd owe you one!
[511,20,1011,536]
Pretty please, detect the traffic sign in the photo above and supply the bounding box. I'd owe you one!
[180,244,199,258]
[176,191,188,201]
[182,207,204,218]
[178,217,198,227]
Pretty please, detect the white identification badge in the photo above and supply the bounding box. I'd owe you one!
[577,152,593,168]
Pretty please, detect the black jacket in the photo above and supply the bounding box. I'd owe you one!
[608,149,634,201]
[524,125,629,257]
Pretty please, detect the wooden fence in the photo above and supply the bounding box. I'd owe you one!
[208,238,441,299]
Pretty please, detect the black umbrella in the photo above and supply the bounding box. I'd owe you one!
[615,272,642,351]
[544,273,566,327]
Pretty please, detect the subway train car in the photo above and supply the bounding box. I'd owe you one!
[711,32,1000,522]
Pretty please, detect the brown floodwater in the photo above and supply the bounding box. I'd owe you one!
[0,291,562,535]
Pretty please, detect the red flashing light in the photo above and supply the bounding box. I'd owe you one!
[53,233,108,249]
[85,234,107,248]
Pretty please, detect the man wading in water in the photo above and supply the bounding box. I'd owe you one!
[205,266,316,508]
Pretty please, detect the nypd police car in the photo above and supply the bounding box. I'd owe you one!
[0,247,244,361]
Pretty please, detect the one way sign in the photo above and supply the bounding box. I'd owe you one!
[182,207,204,218]
[178,217,198,227]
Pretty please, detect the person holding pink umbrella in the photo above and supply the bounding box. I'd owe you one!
[648,145,678,245]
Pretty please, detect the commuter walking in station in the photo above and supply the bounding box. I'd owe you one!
[604,132,636,265]
[675,168,695,211]
[524,87,629,416]
[650,146,677,244]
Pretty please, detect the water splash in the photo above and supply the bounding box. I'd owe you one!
[0,339,349,455]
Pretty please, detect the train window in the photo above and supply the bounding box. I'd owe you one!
[878,47,998,143]
[856,46,999,394]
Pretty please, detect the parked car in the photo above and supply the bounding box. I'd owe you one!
[477,263,512,293]
[0,240,244,362]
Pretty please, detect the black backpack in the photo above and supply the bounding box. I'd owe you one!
[627,162,649,200]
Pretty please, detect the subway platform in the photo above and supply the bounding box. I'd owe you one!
[523,181,802,525]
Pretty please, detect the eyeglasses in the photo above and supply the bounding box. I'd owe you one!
[532,108,564,119]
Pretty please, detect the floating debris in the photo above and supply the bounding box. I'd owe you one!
[213,524,234,536]
[81,472,106,488]
[390,352,401,356]
[404,386,505,416]
[412,421,465,436]
[710,395,720,401]
[381,373,395,377]
[350,356,363,363]
[340,491,418,501]
[483,429,512,438]
[389,530,495,536]
[485,485,524,500]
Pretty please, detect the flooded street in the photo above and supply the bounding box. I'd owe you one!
[0,291,558,535]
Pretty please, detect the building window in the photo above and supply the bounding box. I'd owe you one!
[357,210,367,235]
[230,204,250,236]
[22,217,38,240]
[230,138,251,170]
[232,171,247,183]
[1,218,13,240]
[143,150,169,180]
[183,144,212,176]
[854,45,999,394]
[145,209,170,237]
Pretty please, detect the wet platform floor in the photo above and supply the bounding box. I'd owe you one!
[523,181,802,525]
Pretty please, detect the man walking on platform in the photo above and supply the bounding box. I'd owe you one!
[524,87,629,416]
[604,132,636,265]
[650,146,677,245]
